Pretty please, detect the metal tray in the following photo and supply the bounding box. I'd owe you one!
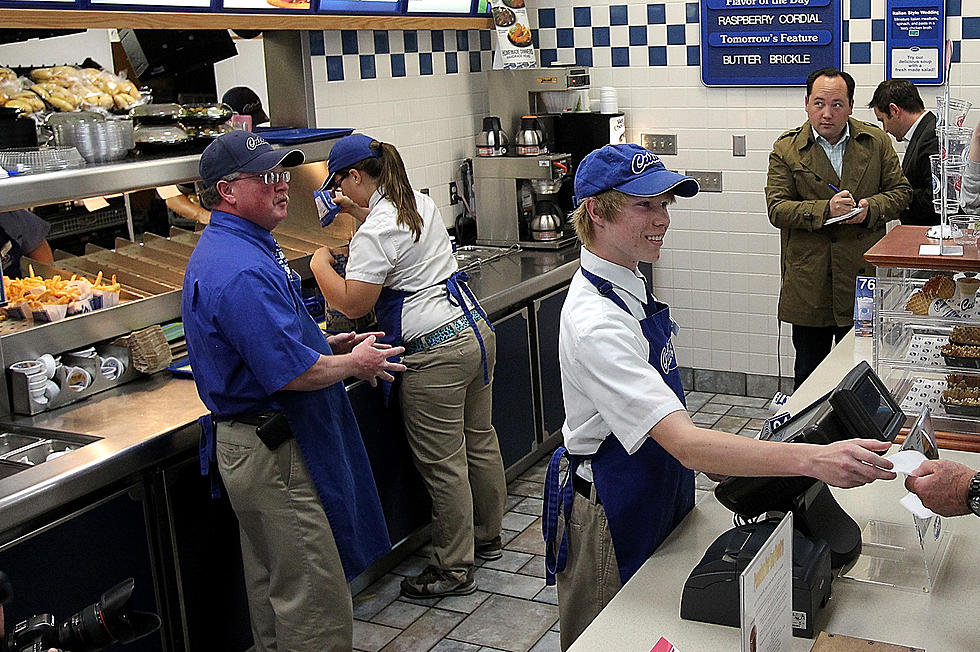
[941,352,980,369]
[1,439,81,466]
[940,399,980,417]
[0,459,28,480]
[0,433,41,455]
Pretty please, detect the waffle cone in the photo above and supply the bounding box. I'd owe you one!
[905,291,930,315]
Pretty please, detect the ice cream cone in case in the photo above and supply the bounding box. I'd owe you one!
[905,291,930,315]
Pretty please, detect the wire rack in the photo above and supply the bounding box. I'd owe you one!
[47,206,127,239]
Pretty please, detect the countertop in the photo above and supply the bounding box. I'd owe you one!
[0,244,581,535]
[570,333,980,650]
[569,451,980,651]
[864,224,980,272]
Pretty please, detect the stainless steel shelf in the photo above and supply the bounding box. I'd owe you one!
[0,138,338,212]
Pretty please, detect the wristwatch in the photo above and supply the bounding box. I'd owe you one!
[968,472,980,517]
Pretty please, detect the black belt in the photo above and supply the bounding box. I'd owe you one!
[221,413,274,426]
[573,474,601,505]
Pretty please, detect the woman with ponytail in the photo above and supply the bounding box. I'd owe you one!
[312,134,507,599]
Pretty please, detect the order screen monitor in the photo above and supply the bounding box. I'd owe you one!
[714,361,903,567]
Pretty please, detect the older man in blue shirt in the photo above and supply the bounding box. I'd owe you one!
[182,131,405,651]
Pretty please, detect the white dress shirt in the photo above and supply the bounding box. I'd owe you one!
[903,111,929,144]
[559,247,686,480]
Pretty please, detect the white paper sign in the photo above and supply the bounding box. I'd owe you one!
[892,47,940,78]
[490,0,535,69]
[740,512,793,652]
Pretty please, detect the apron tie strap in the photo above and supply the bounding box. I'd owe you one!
[543,447,577,586]
[197,413,222,499]
[446,270,494,385]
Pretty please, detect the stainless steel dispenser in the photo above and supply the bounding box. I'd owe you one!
[473,153,574,249]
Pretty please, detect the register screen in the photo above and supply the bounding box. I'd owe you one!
[853,376,896,433]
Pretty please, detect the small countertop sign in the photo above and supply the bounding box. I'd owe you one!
[650,637,678,652]
[740,511,793,652]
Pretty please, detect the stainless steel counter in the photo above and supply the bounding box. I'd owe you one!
[0,245,581,535]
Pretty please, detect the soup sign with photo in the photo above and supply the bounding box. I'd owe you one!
[491,0,535,69]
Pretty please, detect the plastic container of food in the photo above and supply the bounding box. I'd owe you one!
[133,123,190,153]
[129,103,182,125]
[179,103,234,125]
[182,121,233,142]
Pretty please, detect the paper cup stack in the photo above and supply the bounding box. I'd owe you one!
[599,87,619,114]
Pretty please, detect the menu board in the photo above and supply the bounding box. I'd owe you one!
[885,0,945,84]
[700,0,842,86]
[223,0,312,12]
[406,0,473,14]
[0,0,76,5]
[89,0,210,7]
[316,0,399,13]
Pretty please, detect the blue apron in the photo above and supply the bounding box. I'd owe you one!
[544,267,694,586]
[373,269,493,402]
[198,259,391,582]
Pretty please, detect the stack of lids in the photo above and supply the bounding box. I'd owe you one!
[118,325,173,373]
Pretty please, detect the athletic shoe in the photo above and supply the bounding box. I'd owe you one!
[400,566,477,599]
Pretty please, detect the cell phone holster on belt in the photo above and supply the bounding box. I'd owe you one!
[255,412,293,451]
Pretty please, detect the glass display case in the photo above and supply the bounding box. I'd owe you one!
[868,226,980,438]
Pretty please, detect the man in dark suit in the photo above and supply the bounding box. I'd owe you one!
[869,79,939,225]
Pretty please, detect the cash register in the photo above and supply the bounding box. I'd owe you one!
[681,361,904,637]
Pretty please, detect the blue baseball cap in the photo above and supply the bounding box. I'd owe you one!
[573,143,699,206]
[199,130,305,186]
[326,134,381,187]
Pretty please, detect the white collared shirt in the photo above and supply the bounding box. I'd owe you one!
[559,248,686,480]
[344,189,462,341]
[815,122,850,178]
[903,111,929,144]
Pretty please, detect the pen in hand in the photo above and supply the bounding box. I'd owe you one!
[828,183,841,194]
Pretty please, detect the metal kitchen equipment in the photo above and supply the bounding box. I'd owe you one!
[487,67,590,142]
[475,116,509,157]
[473,153,573,249]
[515,116,545,156]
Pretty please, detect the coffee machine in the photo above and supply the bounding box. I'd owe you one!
[473,154,571,248]
[474,67,625,249]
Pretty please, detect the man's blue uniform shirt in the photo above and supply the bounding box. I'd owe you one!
[182,209,320,417]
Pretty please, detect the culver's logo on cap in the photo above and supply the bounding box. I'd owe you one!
[631,151,662,175]
[246,135,269,151]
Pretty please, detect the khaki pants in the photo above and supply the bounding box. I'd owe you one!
[399,319,507,578]
[556,489,622,651]
[216,420,352,652]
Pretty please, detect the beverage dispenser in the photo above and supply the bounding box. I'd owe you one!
[472,154,572,249]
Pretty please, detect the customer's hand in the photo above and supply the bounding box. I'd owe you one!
[348,334,405,386]
[906,459,975,516]
[842,198,870,224]
[807,439,895,488]
[828,189,857,217]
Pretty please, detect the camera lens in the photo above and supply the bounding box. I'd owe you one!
[59,603,115,651]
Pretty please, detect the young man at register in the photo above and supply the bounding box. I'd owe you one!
[543,143,897,650]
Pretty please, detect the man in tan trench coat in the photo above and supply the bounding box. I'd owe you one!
[766,67,911,389]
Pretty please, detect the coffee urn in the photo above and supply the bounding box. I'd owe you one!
[473,153,572,249]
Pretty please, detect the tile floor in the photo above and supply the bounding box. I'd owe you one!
[351,391,772,652]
